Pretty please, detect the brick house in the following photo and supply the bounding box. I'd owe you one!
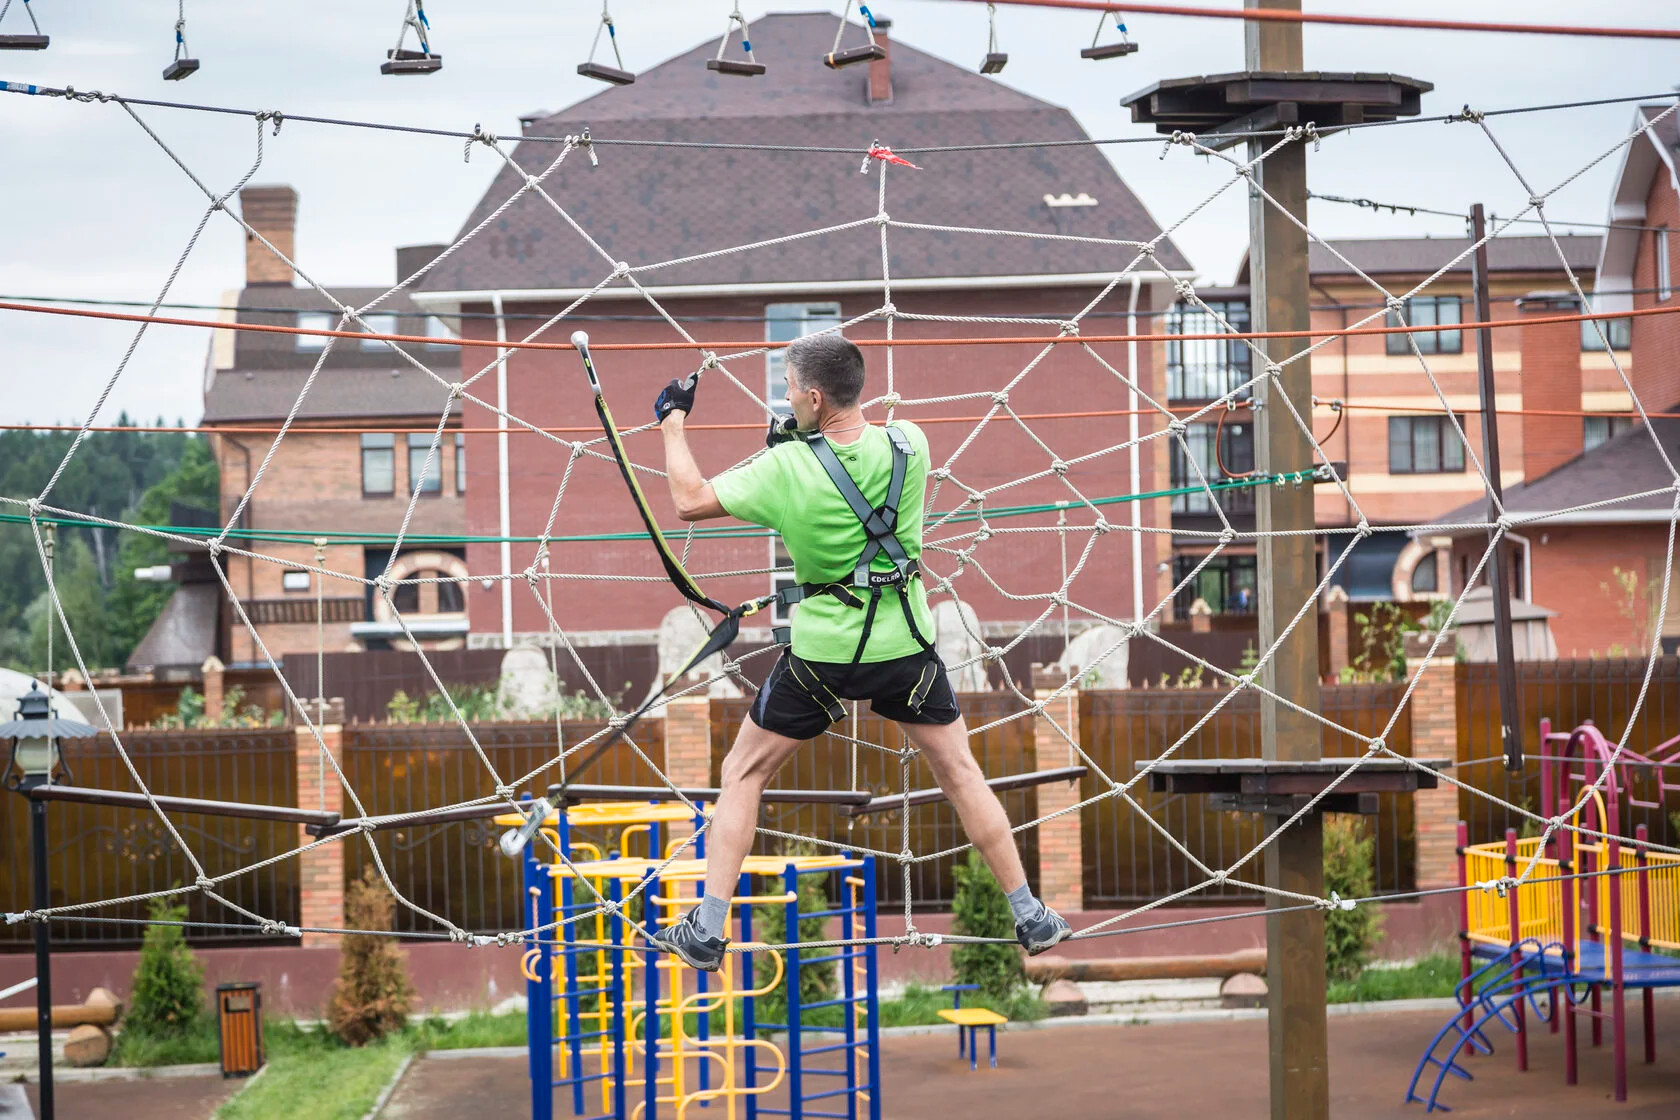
[184,186,470,666]
[1166,234,1627,626]
[1429,104,1680,657]
[411,12,1191,666]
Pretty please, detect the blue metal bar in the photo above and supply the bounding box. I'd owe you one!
[862,857,882,1120]
[784,862,802,1120]
[643,869,660,1120]
[738,872,758,1120]
[558,809,586,1116]
[611,878,627,1120]
[694,870,710,1106]
[525,827,555,1120]
[801,953,864,967]
[799,1041,871,1057]
[801,1085,865,1101]
[799,997,866,1011]
[797,907,861,921]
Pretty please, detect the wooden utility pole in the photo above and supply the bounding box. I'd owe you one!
[1469,203,1525,772]
[1244,3,1327,1117]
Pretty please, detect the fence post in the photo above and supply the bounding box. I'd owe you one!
[296,704,346,945]
[202,656,225,724]
[1322,586,1350,680]
[663,695,712,848]
[1031,664,1083,914]
[1404,631,1460,891]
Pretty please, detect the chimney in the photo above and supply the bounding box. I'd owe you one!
[868,16,892,104]
[1516,291,1583,482]
[239,186,297,286]
[397,243,447,285]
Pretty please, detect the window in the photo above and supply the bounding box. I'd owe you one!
[1385,296,1462,355]
[1584,414,1634,452]
[1172,553,1257,616]
[771,538,797,624]
[425,314,456,351]
[1658,227,1672,302]
[282,570,311,592]
[1410,556,1439,594]
[1169,420,1254,514]
[766,302,843,414]
[390,571,462,615]
[454,432,466,494]
[438,580,464,613]
[1581,311,1632,351]
[1388,415,1467,474]
[1166,299,1252,401]
[392,581,419,614]
[296,311,333,352]
[361,433,395,495]
[361,313,398,351]
[408,433,441,495]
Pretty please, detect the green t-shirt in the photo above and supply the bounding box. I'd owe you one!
[712,420,936,664]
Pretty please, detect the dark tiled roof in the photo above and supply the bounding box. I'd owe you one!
[1641,104,1680,151]
[416,12,1188,294]
[1436,411,1680,526]
[230,285,451,371]
[1305,234,1601,279]
[126,583,219,673]
[203,367,461,423]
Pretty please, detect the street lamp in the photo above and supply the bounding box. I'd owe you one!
[2,683,99,1120]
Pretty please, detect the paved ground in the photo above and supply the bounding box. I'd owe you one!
[12,998,1679,1118]
[381,999,1680,1120]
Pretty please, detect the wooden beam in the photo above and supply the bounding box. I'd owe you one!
[1026,948,1268,983]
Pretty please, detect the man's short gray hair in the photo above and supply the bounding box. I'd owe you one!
[786,333,866,408]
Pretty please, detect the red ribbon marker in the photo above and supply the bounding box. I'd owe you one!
[861,139,921,172]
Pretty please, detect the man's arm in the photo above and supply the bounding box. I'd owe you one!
[660,414,727,521]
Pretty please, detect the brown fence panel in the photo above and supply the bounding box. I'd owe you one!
[0,728,299,948]
[1457,658,1680,849]
[1080,682,1415,908]
[339,719,664,934]
[710,693,1037,911]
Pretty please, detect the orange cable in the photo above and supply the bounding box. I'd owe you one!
[4,297,1680,354]
[965,0,1680,41]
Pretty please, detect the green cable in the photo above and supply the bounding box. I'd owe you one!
[0,468,1325,548]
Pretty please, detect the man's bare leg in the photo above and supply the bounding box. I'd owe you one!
[699,719,805,905]
[897,715,1027,893]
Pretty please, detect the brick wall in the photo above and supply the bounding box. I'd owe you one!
[1031,667,1083,912]
[663,696,713,844]
[1632,173,1680,412]
[239,186,296,286]
[1403,632,1459,889]
[296,721,344,945]
[1518,293,1584,482]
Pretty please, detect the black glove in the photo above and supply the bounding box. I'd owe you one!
[766,414,799,448]
[654,376,696,424]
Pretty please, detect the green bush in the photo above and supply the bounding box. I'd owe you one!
[1323,814,1384,982]
[326,867,415,1046]
[124,896,205,1037]
[950,849,1024,1001]
[752,854,837,1029]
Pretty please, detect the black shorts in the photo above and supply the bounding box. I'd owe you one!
[748,650,962,741]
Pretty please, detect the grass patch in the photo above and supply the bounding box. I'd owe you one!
[110,1016,222,1067]
[1327,953,1460,1004]
[214,1023,412,1120]
[412,1011,530,1051]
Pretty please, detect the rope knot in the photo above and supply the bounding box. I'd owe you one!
[1385,296,1406,312]
[449,382,465,399]
[1218,527,1237,544]
[928,466,949,480]
[1211,869,1228,885]
[983,646,1005,662]
[880,301,898,317]
[974,528,992,543]
[907,931,943,949]
[607,714,631,731]
[522,565,540,584]
[875,210,891,225]
[611,261,631,278]
[464,123,499,162]
[495,784,516,800]
[374,574,396,594]
[25,498,42,517]
[1495,514,1515,532]
[1050,459,1069,475]
[254,109,284,135]
[195,875,214,891]
[1173,279,1196,299]
[1355,519,1373,539]
[1093,517,1112,535]
[1455,104,1485,124]
[1368,737,1387,755]
[1167,419,1188,437]
[1528,196,1546,210]
[449,928,473,943]
[1237,673,1257,691]
[1058,320,1079,336]
[1263,362,1283,379]
[1049,591,1067,606]
[879,391,902,409]
[991,391,1009,406]
[1320,892,1356,912]
[1160,130,1195,160]
[1476,877,1515,898]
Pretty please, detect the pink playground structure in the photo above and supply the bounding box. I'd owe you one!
[1406,719,1680,1111]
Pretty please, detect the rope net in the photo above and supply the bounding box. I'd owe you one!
[3,72,1678,956]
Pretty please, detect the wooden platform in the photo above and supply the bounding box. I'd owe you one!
[1135,756,1450,814]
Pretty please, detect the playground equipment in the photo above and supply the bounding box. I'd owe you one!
[1405,720,1680,1111]
[505,797,882,1120]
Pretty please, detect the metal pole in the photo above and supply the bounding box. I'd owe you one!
[31,797,55,1120]
[1244,4,1327,1118]
[1469,203,1525,772]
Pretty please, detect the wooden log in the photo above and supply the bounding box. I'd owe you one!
[1024,948,1268,984]
[62,1024,113,1067]
[0,987,122,1033]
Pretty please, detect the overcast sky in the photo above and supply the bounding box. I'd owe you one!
[0,1,1673,426]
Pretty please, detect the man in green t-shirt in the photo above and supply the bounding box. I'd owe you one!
[645,332,1070,970]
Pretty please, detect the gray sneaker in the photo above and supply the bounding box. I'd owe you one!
[649,912,728,972]
[1016,905,1072,955]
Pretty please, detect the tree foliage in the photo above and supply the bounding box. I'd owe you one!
[950,849,1025,1000]
[1323,814,1385,982]
[124,897,206,1038]
[326,866,415,1046]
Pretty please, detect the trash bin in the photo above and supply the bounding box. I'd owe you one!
[216,982,264,1077]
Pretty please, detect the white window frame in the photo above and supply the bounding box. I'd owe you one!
[361,312,398,351]
[1659,227,1672,302]
[765,301,843,416]
[296,311,333,352]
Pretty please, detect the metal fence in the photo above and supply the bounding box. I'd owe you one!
[1457,658,1680,850]
[339,719,665,934]
[0,728,299,947]
[711,693,1039,911]
[1079,682,1416,908]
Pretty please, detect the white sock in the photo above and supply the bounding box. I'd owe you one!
[693,892,731,940]
[1006,883,1043,924]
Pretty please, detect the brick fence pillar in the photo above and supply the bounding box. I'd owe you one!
[663,696,714,847]
[1323,585,1350,680]
[1404,632,1461,890]
[201,656,225,724]
[296,717,345,945]
[1031,665,1084,913]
